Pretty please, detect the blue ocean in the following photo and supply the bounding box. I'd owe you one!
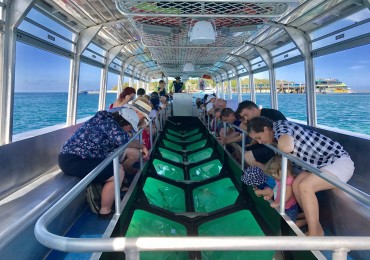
[13,92,370,136]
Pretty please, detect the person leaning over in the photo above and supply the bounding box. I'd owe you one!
[213,98,239,111]
[58,108,144,219]
[218,108,243,145]
[218,108,244,162]
[109,87,136,109]
[137,88,146,97]
[247,116,355,236]
[237,100,287,169]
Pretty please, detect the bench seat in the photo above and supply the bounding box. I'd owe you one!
[0,123,85,259]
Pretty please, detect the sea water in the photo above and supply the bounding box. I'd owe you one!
[13,92,370,136]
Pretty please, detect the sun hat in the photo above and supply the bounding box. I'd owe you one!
[206,94,216,103]
[119,107,139,131]
[130,100,151,120]
[206,102,214,112]
[241,166,268,186]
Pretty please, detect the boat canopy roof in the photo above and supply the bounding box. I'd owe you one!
[19,0,367,82]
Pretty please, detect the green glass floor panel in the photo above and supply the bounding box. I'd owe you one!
[186,139,207,151]
[165,133,183,142]
[167,128,199,137]
[159,148,183,163]
[185,133,203,142]
[198,210,275,260]
[162,140,183,151]
[166,128,184,136]
[189,159,222,181]
[153,159,184,180]
[187,148,213,163]
[126,210,188,260]
[182,128,199,136]
[193,178,238,212]
[143,177,186,212]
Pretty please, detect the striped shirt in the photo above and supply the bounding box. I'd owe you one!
[273,120,348,169]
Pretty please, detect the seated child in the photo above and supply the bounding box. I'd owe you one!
[254,155,299,222]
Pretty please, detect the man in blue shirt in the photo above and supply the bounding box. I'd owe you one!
[173,76,184,93]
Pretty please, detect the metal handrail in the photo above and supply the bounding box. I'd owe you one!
[35,114,370,260]
[219,121,370,209]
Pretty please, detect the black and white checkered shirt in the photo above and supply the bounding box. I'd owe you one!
[273,120,348,169]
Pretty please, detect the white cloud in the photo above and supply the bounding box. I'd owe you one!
[349,65,364,70]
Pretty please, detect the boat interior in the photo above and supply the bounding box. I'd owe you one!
[1,0,370,259]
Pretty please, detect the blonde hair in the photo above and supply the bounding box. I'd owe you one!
[265,155,292,180]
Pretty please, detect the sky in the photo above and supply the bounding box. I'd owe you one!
[13,7,370,92]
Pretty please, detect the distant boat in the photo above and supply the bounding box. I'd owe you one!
[85,90,117,94]
[79,90,88,95]
[315,79,351,94]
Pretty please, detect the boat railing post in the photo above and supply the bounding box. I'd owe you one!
[241,131,245,170]
[139,131,143,169]
[207,112,210,131]
[223,122,227,149]
[279,156,288,215]
[126,249,140,260]
[159,110,162,131]
[162,109,165,128]
[165,107,168,123]
[332,249,349,260]
[160,111,163,131]
[149,120,153,153]
[113,156,121,215]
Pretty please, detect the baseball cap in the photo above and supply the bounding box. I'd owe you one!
[119,107,139,131]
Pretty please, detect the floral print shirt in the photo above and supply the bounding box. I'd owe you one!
[60,111,129,159]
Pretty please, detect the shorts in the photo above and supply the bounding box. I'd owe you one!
[320,155,354,183]
[251,145,276,164]
[58,153,114,183]
[285,203,298,222]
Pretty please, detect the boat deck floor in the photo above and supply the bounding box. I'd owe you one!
[46,207,111,260]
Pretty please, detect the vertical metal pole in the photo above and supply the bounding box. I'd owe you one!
[250,73,256,103]
[237,77,242,102]
[223,122,227,149]
[241,132,245,170]
[139,132,143,169]
[228,80,232,99]
[332,249,349,260]
[113,156,121,215]
[279,156,288,214]
[159,112,163,131]
[98,67,107,111]
[125,250,140,260]
[305,56,317,126]
[207,113,210,130]
[269,68,278,109]
[149,120,153,152]
[213,112,217,136]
